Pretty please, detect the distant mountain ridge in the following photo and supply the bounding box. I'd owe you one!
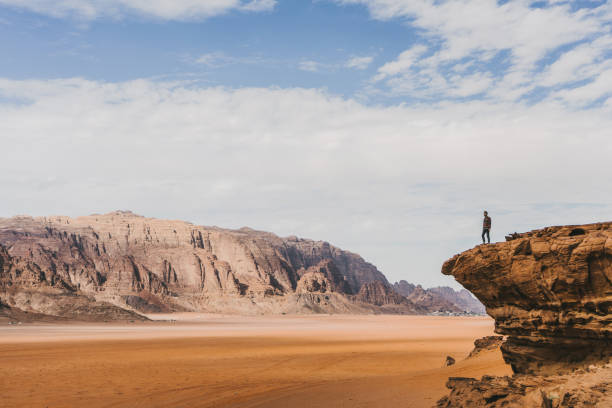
[0,211,482,321]
[393,280,485,315]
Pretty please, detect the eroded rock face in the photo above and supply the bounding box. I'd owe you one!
[393,281,485,314]
[296,272,331,294]
[393,282,459,313]
[428,286,486,315]
[437,364,612,408]
[0,245,147,321]
[351,280,424,314]
[468,336,505,358]
[442,223,612,374]
[296,259,351,294]
[355,280,406,306]
[0,211,408,317]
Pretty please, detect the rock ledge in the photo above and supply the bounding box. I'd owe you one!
[443,222,612,375]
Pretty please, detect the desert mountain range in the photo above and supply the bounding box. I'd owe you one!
[0,211,482,321]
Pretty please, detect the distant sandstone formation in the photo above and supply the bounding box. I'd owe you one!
[439,223,612,407]
[393,280,485,314]
[0,211,476,320]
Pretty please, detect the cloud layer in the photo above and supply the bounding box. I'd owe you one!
[340,0,611,105]
[0,0,276,20]
[346,56,374,70]
[1,78,612,286]
[1,1,611,286]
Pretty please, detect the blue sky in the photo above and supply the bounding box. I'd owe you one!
[3,0,606,103]
[1,0,611,288]
[0,1,411,98]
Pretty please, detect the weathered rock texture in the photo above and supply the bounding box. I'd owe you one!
[438,335,612,407]
[437,364,612,408]
[352,280,427,314]
[393,280,486,314]
[0,244,146,321]
[0,211,443,319]
[428,286,487,315]
[468,336,505,358]
[442,223,612,375]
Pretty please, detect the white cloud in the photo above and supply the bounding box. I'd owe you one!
[1,77,612,287]
[375,45,427,80]
[339,0,604,64]
[538,34,612,87]
[300,56,374,73]
[0,0,276,20]
[341,0,611,103]
[298,60,322,72]
[195,52,231,67]
[346,56,374,70]
[195,52,267,68]
[447,72,494,97]
[551,65,612,106]
[376,48,494,98]
[539,44,601,87]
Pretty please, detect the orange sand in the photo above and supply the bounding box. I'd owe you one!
[0,315,511,407]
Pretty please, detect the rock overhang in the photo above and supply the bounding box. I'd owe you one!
[442,222,612,374]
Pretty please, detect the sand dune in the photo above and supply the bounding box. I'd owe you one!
[0,315,511,408]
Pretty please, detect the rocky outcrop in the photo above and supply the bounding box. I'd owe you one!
[352,281,425,314]
[392,280,418,297]
[437,364,612,408]
[295,259,351,294]
[393,281,485,314]
[0,211,420,318]
[428,286,486,314]
[468,336,504,358]
[295,272,331,294]
[0,244,147,321]
[442,222,612,375]
[355,280,407,306]
[394,282,460,313]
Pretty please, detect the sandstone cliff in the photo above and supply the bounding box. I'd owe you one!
[0,244,146,322]
[439,222,612,407]
[443,223,612,375]
[0,211,427,318]
[353,280,426,314]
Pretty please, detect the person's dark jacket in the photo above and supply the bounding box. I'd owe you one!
[483,216,491,230]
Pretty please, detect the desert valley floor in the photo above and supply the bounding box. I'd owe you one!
[0,315,512,408]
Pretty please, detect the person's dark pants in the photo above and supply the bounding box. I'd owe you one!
[482,228,490,243]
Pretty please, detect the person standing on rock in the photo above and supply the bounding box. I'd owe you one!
[482,211,491,244]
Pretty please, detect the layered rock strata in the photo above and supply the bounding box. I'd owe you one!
[468,336,504,358]
[437,364,612,408]
[0,211,432,318]
[442,223,612,375]
[0,244,146,321]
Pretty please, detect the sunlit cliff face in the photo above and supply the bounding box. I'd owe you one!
[444,222,612,374]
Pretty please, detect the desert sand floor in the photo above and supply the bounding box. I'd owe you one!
[0,315,512,408]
